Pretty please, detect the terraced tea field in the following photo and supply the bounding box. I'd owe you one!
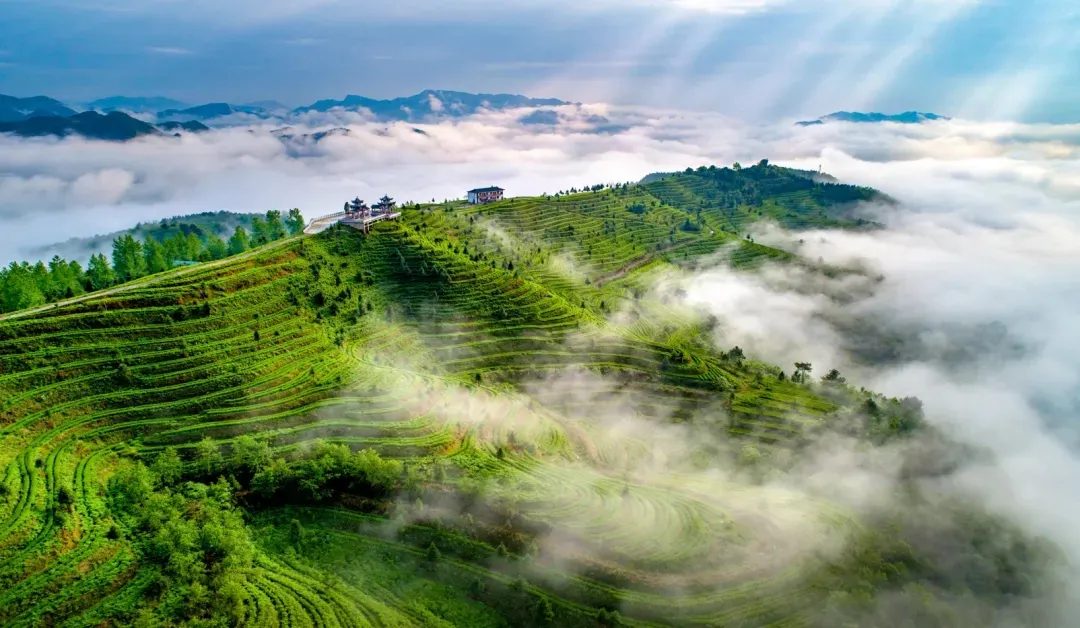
[0,167,1027,627]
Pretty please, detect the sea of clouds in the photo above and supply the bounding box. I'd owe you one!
[2,105,1079,617]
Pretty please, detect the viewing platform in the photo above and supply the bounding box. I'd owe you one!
[339,211,402,232]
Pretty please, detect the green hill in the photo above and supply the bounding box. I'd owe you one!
[641,161,889,233]
[0,111,160,141]
[0,169,1059,627]
[28,211,262,261]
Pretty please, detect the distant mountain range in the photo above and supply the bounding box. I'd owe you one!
[0,111,162,141]
[85,96,190,114]
[156,102,272,121]
[152,90,570,123]
[796,111,949,126]
[292,89,569,121]
[0,89,573,140]
[0,95,78,122]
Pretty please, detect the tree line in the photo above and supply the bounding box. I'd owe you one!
[0,208,305,314]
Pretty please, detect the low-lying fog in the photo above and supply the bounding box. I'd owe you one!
[2,105,1078,618]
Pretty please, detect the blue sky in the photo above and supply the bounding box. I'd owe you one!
[0,0,1077,122]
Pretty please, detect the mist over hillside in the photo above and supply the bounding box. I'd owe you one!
[0,101,1078,625]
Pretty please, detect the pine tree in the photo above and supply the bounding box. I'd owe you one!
[87,254,115,291]
[111,234,146,283]
[425,542,441,566]
[143,238,169,274]
[228,227,250,256]
[184,232,203,260]
[0,262,46,313]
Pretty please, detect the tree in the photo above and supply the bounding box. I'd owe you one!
[144,238,169,275]
[425,542,441,567]
[151,447,184,486]
[231,435,271,475]
[112,234,146,282]
[285,208,305,235]
[823,369,846,384]
[87,253,115,291]
[536,597,555,625]
[266,210,287,241]
[205,234,228,260]
[792,362,813,383]
[48,256,83,300]
[164,232,185,263]
[228,227,250,256]
[740,444,762,467]
[194,437,222,476]
[184,232,203,260]
[289,519,306,546]
[728,346,745,362]
[251,216,270,245]
[596,608,622,627]
[0,262,46,313]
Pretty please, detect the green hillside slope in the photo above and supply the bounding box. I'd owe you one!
[27,211,264,261]
[0,170,1057,627]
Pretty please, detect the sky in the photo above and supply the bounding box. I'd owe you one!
[1,0,1078,122]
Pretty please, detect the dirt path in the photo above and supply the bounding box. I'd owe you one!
[0,237,296,323]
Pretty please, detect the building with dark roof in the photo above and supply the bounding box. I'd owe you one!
[467,186,504,204]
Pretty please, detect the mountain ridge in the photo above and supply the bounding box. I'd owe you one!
[796,110,950,126]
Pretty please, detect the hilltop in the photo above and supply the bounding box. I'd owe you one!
[0,107,213,141]
[0,110,160,140]
[25,210,262,262]
[796,111,950,126]
[0,166,1059,627]
[0,95,77,122]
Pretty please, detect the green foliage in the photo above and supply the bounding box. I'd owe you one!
[245,441,403,503]
[426,541,442,566]
[286,208,306,235]
[266,209,288,241]
[0,206,302,314]
[86,252,115,290]
[143,237,170,274]
[112,233,147,282]
[227,225,250,256]
[251,215,270,245]
[109,463,255,624]
[151,447,184,486]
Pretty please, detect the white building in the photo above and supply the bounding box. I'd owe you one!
[467,186,504,204]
